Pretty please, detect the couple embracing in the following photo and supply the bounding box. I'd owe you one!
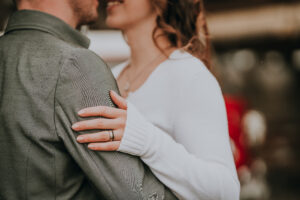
[0,0,239,199]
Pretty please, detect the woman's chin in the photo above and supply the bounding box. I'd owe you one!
[106,19,125,30]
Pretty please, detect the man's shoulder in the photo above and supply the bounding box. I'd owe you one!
[57,47,117,97]
[66,48,106,66]
[61,47,111,80]
[55,47,118,109]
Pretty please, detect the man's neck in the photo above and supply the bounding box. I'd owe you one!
[17,1,77,28]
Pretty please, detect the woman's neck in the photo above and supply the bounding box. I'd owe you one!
[123,19,174,70]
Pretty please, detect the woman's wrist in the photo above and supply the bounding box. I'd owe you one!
[118,102,154,157]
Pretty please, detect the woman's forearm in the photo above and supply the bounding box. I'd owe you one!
[118,103,240,200]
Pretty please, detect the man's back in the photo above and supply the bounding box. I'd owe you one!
[0,10,176,200]
[0,11,96,199]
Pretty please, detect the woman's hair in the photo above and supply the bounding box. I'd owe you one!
[151,0,211,69]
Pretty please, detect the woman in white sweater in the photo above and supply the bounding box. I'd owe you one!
[72,0,240,199]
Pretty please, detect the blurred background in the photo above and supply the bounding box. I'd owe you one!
[1,0,300,199]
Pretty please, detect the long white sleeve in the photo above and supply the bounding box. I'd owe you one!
[117,67,240,200]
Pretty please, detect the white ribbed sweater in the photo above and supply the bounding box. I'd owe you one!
[112,50,240,200]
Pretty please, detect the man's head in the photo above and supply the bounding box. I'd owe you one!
[15,0,100,28]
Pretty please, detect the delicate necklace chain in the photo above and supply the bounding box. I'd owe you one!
[123,53,166,94]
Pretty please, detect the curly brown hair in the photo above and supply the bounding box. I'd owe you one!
[151,0,211,69]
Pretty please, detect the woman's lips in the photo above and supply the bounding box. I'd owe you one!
[107,0,124,12]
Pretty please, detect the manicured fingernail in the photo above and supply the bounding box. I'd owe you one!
[72,124,79,129]
[88,144,96,149]
[77,136,84,142]
[111,90,117,95]
[78,110,85,115]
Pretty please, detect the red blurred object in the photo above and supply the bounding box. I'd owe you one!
[224,95,249,169]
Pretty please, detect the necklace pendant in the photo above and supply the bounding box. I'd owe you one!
[124,82,130,92]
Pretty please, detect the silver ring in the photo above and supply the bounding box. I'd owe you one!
[109,130,115,141]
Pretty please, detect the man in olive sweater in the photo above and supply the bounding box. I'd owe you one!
[0,0,176,199]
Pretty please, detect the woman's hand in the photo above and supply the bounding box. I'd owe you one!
[72,90,128,151]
